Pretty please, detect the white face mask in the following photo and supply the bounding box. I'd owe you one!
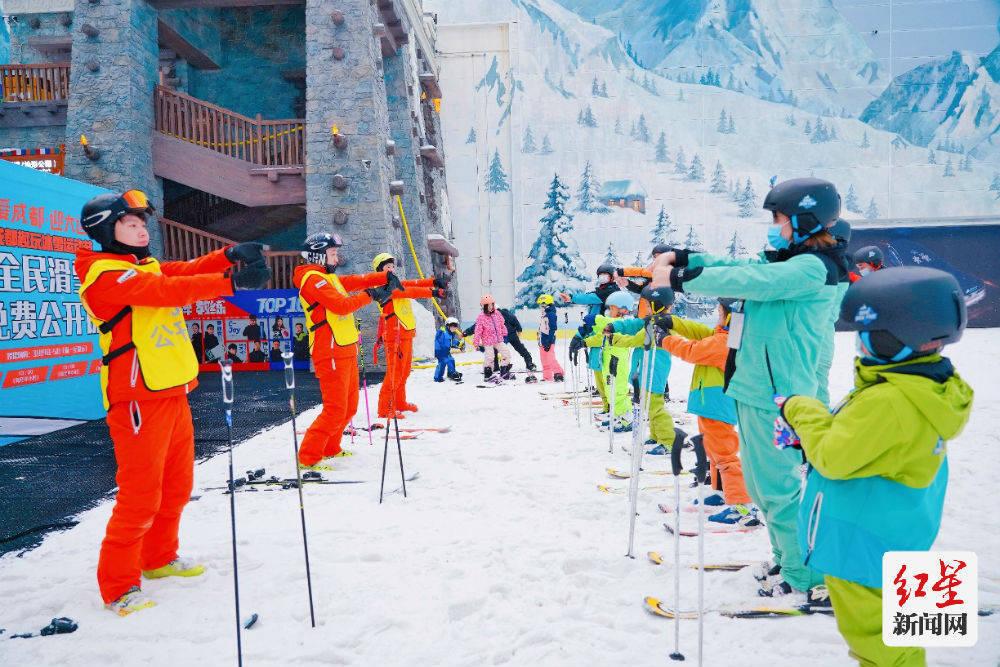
[598,274,611,285]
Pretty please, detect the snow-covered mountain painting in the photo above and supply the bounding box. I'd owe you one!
[426,0,1000,318]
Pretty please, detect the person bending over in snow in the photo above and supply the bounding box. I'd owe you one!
[473,294,514,383]
[434,317,465,383]
[581,290,636,432]
[294,233,402,470]
[776,267,972,666]
[535,294,564,382]
[608,285,675,447]
[76,190,272,616]
[655,296,757,527]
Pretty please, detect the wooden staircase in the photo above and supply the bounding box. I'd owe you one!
[153,86,305,206]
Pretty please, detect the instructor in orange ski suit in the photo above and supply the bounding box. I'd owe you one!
[76,190,271,614]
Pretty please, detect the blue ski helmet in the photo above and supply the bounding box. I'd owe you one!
[762,178,841,243]
[605,291,636,313]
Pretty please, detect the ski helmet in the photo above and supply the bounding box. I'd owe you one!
[651,244,675,258]
[839,266,966,361]
[445,316,460,328]
[829,219,852,243]
[301,232,342,265]
[605,291,636,314]
[536,294,555,307]
[639,284,674,314]
[762,178,841,242]
[596,264,616,278]
[81,190,155,249]
[373,252,396,272]
[480,294,495,306]
[717,297,738,314]
[853,245,883,269]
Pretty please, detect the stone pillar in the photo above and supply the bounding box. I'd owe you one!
[383,51,432,282]
[64,0,163,254]
[305,0,400,365]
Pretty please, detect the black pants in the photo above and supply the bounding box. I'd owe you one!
[507,334,534,370]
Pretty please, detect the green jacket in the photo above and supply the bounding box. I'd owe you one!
[783,354,973,587]
[683,250,844,411]
[583,314,631,379]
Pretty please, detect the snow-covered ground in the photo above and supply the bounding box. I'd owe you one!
[1,331,998,665]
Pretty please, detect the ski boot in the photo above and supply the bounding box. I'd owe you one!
[299,460,334,472]
[707,504,761,526]
[553,373,564,382]
[806,585,832,607]
[433,377,445,383]
[143,557,205,580]
[105,586,155,617]
[526,361,537,372]
[759,578,794,598]
[646,443,671,455]
[611,416,633,433]
[325,451,354,459]
[400,402,419,412]
[752,559,782,583]
[524,375,538,384]
[694,492,726,507]
[448,371,463,382]
[499,364,515,381]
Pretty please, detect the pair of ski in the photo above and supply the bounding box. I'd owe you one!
[206,471,420,492]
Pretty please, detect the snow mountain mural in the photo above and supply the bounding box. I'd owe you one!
[428,0,1000,318]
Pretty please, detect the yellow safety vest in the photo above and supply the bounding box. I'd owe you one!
[392,296,416,331]
[298,270,360,348]
[79,257,199,409]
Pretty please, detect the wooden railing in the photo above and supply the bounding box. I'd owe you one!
[154,85,304,167]
[159,217,299,290]
[1,63,71,102]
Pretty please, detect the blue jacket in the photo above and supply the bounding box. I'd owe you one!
[434,327,460,359]
[538,305,558,348]
[610,317,671,394]
[570,283,621,371]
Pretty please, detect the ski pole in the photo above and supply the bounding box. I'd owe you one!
[626,331,656,558]
[571,338,580,428]
[607,341,618,454]
[669,429,687,662]
[281,352,317,628]
[379,318,408,503]
[691,435,709,667]
[355,318,375,447]
[219,360,244,667]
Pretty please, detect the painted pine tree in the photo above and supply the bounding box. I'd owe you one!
[990,173,1000,198]
[804,119,812,135]
[716,109,728,133]
[540,135,554,155]
[943,158,955,177]
[600,82,608,97]
[603,242,621,266]
[860,131,870,148]
[655,132,669,163]
[687,154,705,181]
[738,178,757,218]
[522,126,536,153]
[576,161,608,213]
[636,114,651,143]
[485,149,510,193]
[731,179,741,202]
[727,115,735,134]
[865,198,879,219]
[674,147,687,175]
[845,184,862,214]
[709,161,726,193]
[927,149,936,165]
[583,106,598,128]
[466,127,477,144]
[515,174,590,308]
[960,154,973,172]
[591,76,600,96]
[632,251,645,266]
[614,118,623,135]
[651,206,678,247]
[725,230,748,258]
[684,226,706,251]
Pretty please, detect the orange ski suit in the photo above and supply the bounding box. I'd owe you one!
[75,246,235,604]
[294,264,388,465]
[375,278,435,417]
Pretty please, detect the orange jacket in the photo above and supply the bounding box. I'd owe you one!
[659,324,729,371]
[75,246,234,406]
[377,277,435,343]
[293,264,387,365]
[622,266,652,279]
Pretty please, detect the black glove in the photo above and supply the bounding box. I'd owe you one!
[542,342,552,352]
[569,335,585,365]
[231,260,271,290]
[366,285,393,306]
[225,242,265,265]
[615,267,625,278]
[653,314,675,332]
[384,271,404,295]
[433,275,451,289]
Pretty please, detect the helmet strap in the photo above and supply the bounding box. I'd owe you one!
[105,239,151,260]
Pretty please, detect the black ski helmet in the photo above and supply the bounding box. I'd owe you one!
[717,297,738,314]
[651,243,675,258]
[762,178,841,242]
[640,284,674,314]
[839,266,966,360]
[596,264,616,279]
[829,219,852,243]
[301,232,342,265]
[81,190,155,249]
[853,245,883,268]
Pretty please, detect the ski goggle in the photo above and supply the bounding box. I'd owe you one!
[121,189,154,214]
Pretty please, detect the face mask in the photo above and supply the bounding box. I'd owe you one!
[858,267,871,276]
[597,274,611,285]
[766,225,790,251]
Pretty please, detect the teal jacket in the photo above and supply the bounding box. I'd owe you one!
[609,317,671,394]
[681,246,848,412]
[783,355,973,588]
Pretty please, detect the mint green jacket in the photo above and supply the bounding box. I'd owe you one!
[683,251,842,411]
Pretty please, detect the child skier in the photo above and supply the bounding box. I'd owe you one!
[434,316,464,383]
[371,253,449,418]
[582,290,636,431]
[473,294,514,383]
[76,190,271,616]
[656,297,757,526]
[849,245,885,282]
[608,285,675,447]
[776,267,972,665]
[535,294,564,382]
[563,265,622,411]
[294,234,401,469]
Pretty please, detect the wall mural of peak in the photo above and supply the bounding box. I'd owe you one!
[426,0,1000,320]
